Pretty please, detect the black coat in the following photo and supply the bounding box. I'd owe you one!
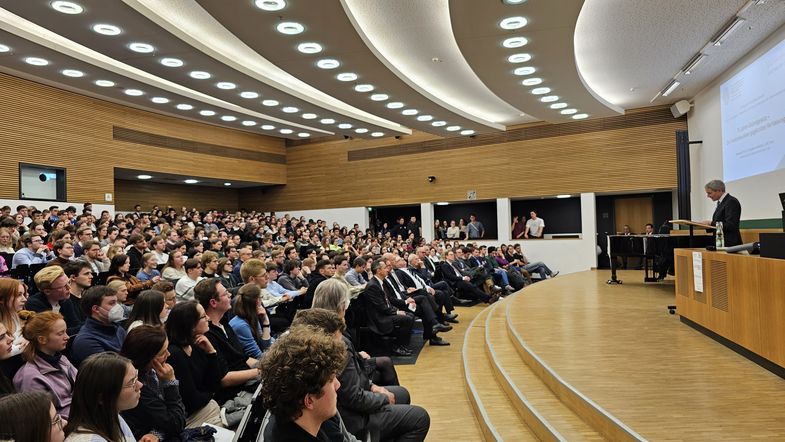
[361,278,398,336]
[711,194,742,247]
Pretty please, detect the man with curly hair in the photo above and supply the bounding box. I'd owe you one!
[259,324,348,440]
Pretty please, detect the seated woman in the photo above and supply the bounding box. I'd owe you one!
[228,284,272,360]
[0,321,16,394]
[161,251,186,283]
[106,254,155,303]
[216,258,240,289]
[64,352,142,442]
[14,311,76,418]
[126,290,166,331]
[121,325,187,441]
[0,390,66,442]
[0,278,29,359]
[165,301,224,428]
[135,253,161,283]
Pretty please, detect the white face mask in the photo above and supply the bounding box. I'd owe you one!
[103,304,125,323]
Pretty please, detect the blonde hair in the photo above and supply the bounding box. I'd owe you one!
[106,245,123,259]
[33,266,64,290]
[106,280,127,292]
[240,258,265,283]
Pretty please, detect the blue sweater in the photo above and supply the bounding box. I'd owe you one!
[228,316,271,359]
[70,317,127,367]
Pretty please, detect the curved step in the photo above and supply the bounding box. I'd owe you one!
[485,299,605,441]
[462,305,537,441]
[505,299,647,442]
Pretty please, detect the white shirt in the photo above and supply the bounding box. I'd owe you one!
[526,218,545,237]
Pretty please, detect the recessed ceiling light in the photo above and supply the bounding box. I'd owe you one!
[224,182,232,186]
[184,179,199,184]
[242,120,257,126]
[503,0,528,4]
[298,132,310,138]
[216,82,236,90]
[51,1,83,14]
[386,102,404,109]
[61,69,84,78]
[160,57,183,67]
[540,95,559,102]
[151,97,169,103]
[282,106,299,113]
[508,53,532,63]
[416,115,433,121]
[128,42,155,53]
[221,115,237,121]
[513,66,535,76]
[550,103,568,109]
[280,128,294,134]
[337,123,352,129]
[371,132,384,137]
[240,91,259,99]
[297,42,322,54]
[500,16,528,30]
[446,125,461,132]
[354,84,374,92]
[261,124,275,130]
[95,80,114,87]
[0,44,10,53]
[176,104,193,110]
[355,128,368,134]
[531,87,551,95]
[572,113,589,119]
[370,94,389,101]
[432,121,447,127]
[189,71,211,79]
[276,21,303,35]
[560,108,577,115]
[521,77,542,86]
[24,57,49,66]
[137,175,152,180]
[92,24,122,36]
[502,37,528,48]
[199,110,216,116]
[460,129,475,136]
[401,109,418,116]
[336,72,358,82]
[262,99,279,106]
[316,59,340,69]
[255,0,285,11]
[124,89,144,96]
[302,113,317,119]
[320,118,335,124]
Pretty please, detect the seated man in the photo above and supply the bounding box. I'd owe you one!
[240,259,293,333]
[302,259,334,310]
[363,261,414,357]
[331,255,364,297]
[259,323,349,441]
[516,244,558,280]
[344,257,368,287]
[78,240,110,274]
[12,233,54,269]
[47,239,75,268]
[70,285,127,366]
[440,250,492,304]
[404,254,457,323]
[26,265,82,336]
[175,258,204,301]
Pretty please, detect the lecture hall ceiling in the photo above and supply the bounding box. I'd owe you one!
[0,0,783,141]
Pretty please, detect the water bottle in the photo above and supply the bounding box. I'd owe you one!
[715,221,725,249]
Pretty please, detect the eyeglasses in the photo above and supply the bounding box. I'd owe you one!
[123,370,139,389]
[51,413,63,430]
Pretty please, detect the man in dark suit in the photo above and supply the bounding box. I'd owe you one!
[363,261,414,356]
[440,250,492,304]
[703,179,742,247]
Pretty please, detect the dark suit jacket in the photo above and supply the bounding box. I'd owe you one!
[440,261,464,287]
[362,278,398,335]
[337,334,389,438]
[712,193,742,247]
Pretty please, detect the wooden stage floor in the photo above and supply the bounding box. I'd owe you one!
[399,270,785,441]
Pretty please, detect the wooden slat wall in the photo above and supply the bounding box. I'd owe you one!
[246,107,687,211]
[114,179,241,212]
[0,72,286,204]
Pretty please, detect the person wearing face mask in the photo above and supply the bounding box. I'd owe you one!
[126,290,168,331]
[14,311,77,419]
[69,286,127,367]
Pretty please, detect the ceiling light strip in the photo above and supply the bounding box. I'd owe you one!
[121,0,409,134]
[0,6,328,134]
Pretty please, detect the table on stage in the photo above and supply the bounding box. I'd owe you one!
[675,249,785,370]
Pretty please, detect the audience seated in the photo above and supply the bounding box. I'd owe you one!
[12,233,54,269]
[63,261,93,325]
[174,258,204,302]
[0,390,65,442]
[302,259,334,310]
[125,289,167,331]
[440,250,492,304]
[106,280,132,321]
[0,321,17,394]
[363,260,414,357]
[69,286,127,367]
[161,250,187,283]
[0,278,29,359]
[135,252,161,283]
[107,254,156,303]
[216,257,241,288]
[120,325,187,441]
[64,352,141,441]
[229,284,272,359]
[14,311,76,418]
[26,266,83,337]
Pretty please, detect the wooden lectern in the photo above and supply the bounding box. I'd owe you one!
[670,219,715,247]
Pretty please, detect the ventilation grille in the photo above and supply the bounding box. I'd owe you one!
[676,255,689,296]
[113,126,286,164]
[348,107,680,161]
[710,260,729,312]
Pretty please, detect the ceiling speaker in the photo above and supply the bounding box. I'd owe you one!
[670,100,692,118]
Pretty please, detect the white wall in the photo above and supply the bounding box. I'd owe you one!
[688,23,785,222]
[276,207,370,231]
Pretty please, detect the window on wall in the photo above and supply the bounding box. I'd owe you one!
[19,163,67,201]
[510,197,582,238]
[434,200,498,240]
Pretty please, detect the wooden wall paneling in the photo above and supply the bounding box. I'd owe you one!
[613,197,652,234]
[705,254,733,340]
[724,254,761,352]
[253,108,686,211]
[0,73,286,204]
[113,179,241,212]
[758,258,785,366]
